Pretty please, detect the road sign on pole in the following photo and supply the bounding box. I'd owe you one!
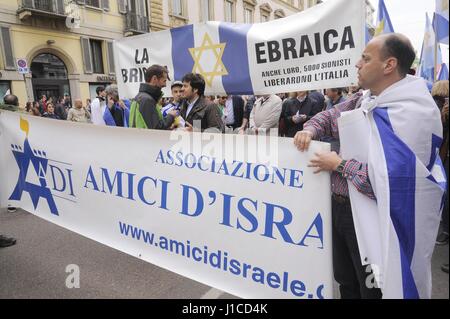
[16,58,29,74]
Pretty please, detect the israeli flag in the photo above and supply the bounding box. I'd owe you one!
[339,76,446,299]
[435,0,449,44]
[161,102,182,118]
[114,0,364,99]
[171,21,253,95]
[418,13,443,84]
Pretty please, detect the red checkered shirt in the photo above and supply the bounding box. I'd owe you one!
[303,92,376,200]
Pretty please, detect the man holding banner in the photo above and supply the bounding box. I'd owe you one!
[294,33,445,299]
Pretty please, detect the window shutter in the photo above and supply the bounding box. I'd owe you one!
[138,0,147,31]
[56,0,65,14]
[0,27,15,70]
[138,0,146,16]
[117,0,127,14]
[81,37,93,74]
[102,0,110,11]
[107,41,115,74]
[23,0,33,8]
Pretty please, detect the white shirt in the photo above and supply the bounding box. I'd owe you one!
[90,97,106,125]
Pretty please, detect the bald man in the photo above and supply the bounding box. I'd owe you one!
[294,34,443,299]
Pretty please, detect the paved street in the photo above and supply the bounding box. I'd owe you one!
[0,208,448,299]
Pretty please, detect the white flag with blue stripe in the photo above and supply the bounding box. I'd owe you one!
[435,0,449,44]
[114,0,364,99]
[339,76,446,299]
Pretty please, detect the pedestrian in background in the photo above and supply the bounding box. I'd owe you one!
[67,99,91,123]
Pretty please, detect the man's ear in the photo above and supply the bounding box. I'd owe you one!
[150,75,158,84]
[383,57,398,75]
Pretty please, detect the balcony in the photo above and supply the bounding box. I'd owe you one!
[17,0,67,21]
[124,12,149,36]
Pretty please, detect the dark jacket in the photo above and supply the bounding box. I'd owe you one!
[133,83,174,130]
[54,103,67,120]
[42,113,60,120]
[230,96,245,129]
[434,95,449,161]
[309,91,325,111]
[282,96,320,138]
[244,96,256,121]
[180,96,224,133]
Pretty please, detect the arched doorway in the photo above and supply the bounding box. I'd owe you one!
[31,53,70,102]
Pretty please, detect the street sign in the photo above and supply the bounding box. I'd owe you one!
[16,58,29,74]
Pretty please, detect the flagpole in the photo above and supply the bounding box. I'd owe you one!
[433,13,438,82]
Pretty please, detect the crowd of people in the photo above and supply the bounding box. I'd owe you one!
[0,32,448,299]
[5,67,367,138]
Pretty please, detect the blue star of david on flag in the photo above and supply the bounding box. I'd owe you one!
[9,138,58,216]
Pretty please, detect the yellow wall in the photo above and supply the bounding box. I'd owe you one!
[11,80,27,110]
[0,0,162,104]
[0,0,17,10]
[79,83,90,105]
[11,26,82,73]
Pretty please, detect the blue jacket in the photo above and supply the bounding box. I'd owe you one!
[104,99,130,127]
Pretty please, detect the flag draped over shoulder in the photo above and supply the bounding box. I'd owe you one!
[374,0,395,36]
[339,76,446,299]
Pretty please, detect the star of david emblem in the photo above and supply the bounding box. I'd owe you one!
[189,33,228,87]
[9,118,58,215]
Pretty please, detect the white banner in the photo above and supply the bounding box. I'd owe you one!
[114,0,365,98]
[0,111,333,299]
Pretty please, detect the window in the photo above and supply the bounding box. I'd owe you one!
[90,39,104,74]
[85,0,100,8]
[172,0,183,16]
[244,8,253,23]
[128,0,146,16]
[274,9,285,19]
[259,3,272,23]
[0,81,11,99]
[0,26,15,70]
[225,0,234,22]
[200,0,212,22]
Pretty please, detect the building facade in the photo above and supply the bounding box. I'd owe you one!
[0,0,321,106]
[365,0,375,35]
[159,0,321,28]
